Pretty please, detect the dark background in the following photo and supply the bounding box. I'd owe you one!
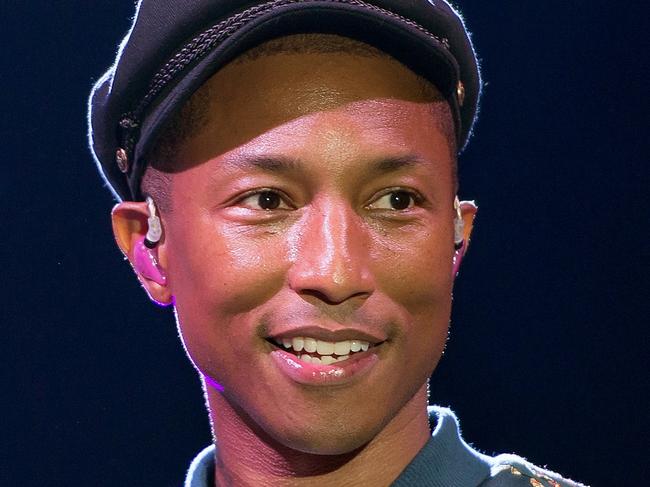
[3,1,648,486]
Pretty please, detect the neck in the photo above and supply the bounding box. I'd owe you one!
[204,381,431,487]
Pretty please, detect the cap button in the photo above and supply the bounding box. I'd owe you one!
[116,148,129,173]
[456,81,466,107]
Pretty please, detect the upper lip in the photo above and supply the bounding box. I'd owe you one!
[266,325,387,345]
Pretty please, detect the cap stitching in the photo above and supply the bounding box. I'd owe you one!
[141,0,449,119]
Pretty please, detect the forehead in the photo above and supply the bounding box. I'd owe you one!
[171,34,453,156]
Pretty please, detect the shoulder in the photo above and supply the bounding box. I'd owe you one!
[426,406,588,487]
[184,444,215,487]
[478,454,589,487]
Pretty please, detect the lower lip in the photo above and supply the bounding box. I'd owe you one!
[270,348,380,386]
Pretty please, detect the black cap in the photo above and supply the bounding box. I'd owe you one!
[88,0,482,201]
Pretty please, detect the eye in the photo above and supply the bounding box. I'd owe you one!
[238,190,292,210]
[367,190,418,211]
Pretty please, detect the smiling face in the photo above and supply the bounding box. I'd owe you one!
[121,35,472,456]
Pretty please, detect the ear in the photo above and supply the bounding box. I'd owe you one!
[452,200,478,277]
[111,201,173,306]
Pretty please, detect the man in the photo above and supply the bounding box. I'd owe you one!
[88,1,585,485]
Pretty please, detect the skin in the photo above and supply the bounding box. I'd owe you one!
[112,43,476,486]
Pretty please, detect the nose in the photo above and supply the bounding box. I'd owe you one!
[287,199,374,304]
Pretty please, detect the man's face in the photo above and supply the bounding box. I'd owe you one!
[158,44,459,454]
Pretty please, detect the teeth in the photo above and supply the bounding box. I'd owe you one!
[316,340,334,355]
[334,340,351,356]
[320,355,336,365]
[298,354,352,365]
[304,338,317,353]
[275,336,373,357]
[300,354,351,365]
[292,337,304,352]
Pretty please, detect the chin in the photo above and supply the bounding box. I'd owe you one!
[271,420,380,456]
[259,391,405,458]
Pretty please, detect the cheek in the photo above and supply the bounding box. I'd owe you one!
[372,226,455,311]
[164,220,288,365]
[372,227,454,366]
[169,222,288,308]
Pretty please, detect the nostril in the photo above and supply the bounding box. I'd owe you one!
[297,288,371,306]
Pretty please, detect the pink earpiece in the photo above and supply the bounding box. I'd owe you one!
[133,237,167,285]
[452,243,465,277]
[133,197,166,285]
[452,196,466,277]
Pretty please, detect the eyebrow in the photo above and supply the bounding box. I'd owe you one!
[221,153,426,174]
[221,155,301,173]
[371,154,425,173]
